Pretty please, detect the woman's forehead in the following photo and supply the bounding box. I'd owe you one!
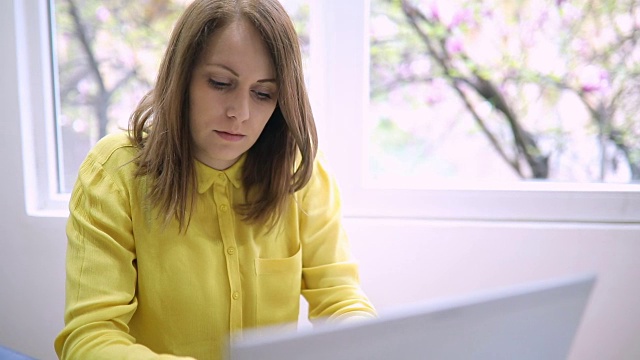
[199,19,276,78]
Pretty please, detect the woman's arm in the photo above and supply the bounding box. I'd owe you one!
[54,146,194,360]
[298,155,377,323]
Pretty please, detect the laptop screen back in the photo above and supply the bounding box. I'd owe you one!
[228,274,596,360]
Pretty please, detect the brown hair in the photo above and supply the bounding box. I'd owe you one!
[129,0,317,229]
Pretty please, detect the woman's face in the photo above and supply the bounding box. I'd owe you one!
[189,18,278,170]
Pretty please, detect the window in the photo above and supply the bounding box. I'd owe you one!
[18,0,308,215]
[52,0,185,194]
[16,0,65,215]
[368,0,640,187]
[51,0,309,194]
[309,0,640,223]
[19,0,640,222]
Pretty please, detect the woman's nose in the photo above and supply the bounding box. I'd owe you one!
[226,92,250,122]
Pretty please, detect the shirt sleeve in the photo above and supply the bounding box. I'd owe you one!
[298,155,377,323]
[54,152,194,360]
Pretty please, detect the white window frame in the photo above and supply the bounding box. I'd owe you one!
[16,0,640,223]
[16,0,68,217]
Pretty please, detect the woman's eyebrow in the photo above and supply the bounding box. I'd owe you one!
[205,63,276,84]
[205,63,238,76]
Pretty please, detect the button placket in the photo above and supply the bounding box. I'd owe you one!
[213,172,243,333]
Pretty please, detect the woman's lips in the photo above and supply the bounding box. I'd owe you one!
[215,130,245,142]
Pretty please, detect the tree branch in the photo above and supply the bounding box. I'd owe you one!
[399,0,550,178]
[67,0,106,95]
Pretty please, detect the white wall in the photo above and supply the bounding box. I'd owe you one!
[1,1,639,360]
[347,220,640,360]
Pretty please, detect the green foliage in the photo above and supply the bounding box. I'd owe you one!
[372,117,419,154]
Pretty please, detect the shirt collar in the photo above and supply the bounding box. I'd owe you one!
[195,155,245,193]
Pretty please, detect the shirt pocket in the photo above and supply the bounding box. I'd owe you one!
[254,245,302,327]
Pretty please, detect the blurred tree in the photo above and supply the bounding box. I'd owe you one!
[55,0,182,140]
[370,0,640,181]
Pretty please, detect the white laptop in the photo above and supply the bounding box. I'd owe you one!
[227,273,596,360]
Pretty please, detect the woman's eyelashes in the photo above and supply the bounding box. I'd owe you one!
[253,90,272,101]
[208,79,230,90]
[207,78,274,102]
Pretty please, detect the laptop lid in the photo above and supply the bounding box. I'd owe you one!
[228,273,596,360]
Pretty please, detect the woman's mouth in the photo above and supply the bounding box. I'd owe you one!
[215,130,245,142]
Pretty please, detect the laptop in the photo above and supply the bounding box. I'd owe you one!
[227,273,596,360]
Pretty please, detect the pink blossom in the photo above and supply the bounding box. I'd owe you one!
[427,2,475,30]
[428,2,440,22]
[96,6,110,22]
[579,66,610,94]
[445,36,464,55]
[426,78,447,105]
[559,1,581,25]
[449,9,474,30]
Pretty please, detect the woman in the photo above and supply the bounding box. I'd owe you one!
[54,0,376,359]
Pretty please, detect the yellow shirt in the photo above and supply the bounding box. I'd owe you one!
[54,133,376,360]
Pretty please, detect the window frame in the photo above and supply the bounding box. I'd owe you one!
[17,0,68,217]
[18,0,640,223]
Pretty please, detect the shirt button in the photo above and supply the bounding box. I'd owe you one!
[232,291,240,300]
[218,173,226,182]
[227,247,236,255]
[219,204,228,212]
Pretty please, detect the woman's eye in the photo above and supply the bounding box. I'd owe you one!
[254,90,272,100]
[208,79,229,89]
